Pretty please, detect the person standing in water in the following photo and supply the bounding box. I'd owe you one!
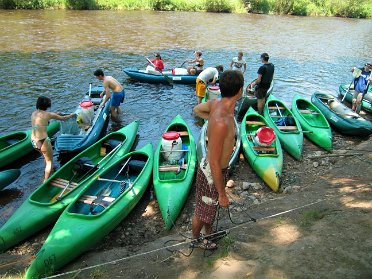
[31,96,76,182]
[94,69,125,122]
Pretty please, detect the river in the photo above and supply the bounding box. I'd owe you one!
[0,10,371,225]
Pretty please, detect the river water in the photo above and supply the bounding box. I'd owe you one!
[0,10,371,225]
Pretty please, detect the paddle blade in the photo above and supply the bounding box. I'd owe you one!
[50,188,71,203]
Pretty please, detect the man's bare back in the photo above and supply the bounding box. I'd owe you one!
[103,76,123,93]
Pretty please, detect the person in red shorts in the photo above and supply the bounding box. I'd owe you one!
[191,70,244,250]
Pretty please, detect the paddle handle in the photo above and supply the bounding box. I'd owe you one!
[89,83,92,99]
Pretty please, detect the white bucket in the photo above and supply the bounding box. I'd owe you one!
[172,68,189,75]
[76,100,94,125]
[207,86,221,100]
[161,131,183,162]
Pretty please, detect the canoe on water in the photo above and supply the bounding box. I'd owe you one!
[0,121,60,169]
[153,114,197,230]
[236,79,274,119]
[264,95,304,160]
[0,121,138,252]
[25,144,153,279]
[123,68,197,84]
[338,83,372,113]
[311,92,372,136]
[196,118,241,172]
[55,86,110,154]
[241,107,283,192]
[291,94,332,151]
[0,169,21,190]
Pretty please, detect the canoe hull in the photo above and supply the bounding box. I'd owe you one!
[264,95,304,160]
[123,68,197,84]
[153,115,197,230]
[311,92,372,136]
[291,94,332,151]
[55,87,110,153]
[0,169,21,190]
[25,145,153,279]
[0,121,60,168]
[338,84,372,113]
[0,121,139,252]
[241,107,283,191]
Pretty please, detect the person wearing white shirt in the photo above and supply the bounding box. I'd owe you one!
[195,66,224,104]
[230,52,246,73]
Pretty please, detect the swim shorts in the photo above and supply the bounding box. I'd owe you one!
[111,89,125,107]
[195,78,206,98]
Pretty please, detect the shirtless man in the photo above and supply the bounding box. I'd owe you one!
[94,69,125,121]
[191,70,244,250]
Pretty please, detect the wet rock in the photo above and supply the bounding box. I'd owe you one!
[313,162,319,168]
[242,182,251,190]
[226,179,235,188]
[253,199,261,205]
[240,191,250,198]
[283,185,301,194]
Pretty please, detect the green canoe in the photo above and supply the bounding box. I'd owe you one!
[0,121,60,168]
[153,114,197,230]
[0,169,21,190]
[0,121,138,252]
[264,95,304,160]
[291,94,332,151]
[196,118,241,172]
[241,107,283,192]
[25,144,153,279]
[236,79,274,119]
[311,92,372,136]
[338,83,372,113]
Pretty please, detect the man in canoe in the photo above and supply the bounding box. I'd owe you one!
[247,53,274,115]
[191,70,244,250]
[94,69,125,122]
[195,65,224,104]
[351,62,372,114]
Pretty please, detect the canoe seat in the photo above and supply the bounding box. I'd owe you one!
[253,146,276,152]
[246,121,266,126]
[268,106,285,110]
[277,126,298,131]
[178,131,189,137]
[299,109,320,115]
[159,164,188,172]
[50,178,78,188]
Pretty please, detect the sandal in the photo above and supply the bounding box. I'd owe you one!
[190,239,218,250]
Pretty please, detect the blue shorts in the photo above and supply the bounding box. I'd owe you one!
[110,90,125,107]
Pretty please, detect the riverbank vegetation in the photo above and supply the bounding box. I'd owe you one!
[0,0,371,18]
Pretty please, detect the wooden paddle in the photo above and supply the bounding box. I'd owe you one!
[146,57,174,86]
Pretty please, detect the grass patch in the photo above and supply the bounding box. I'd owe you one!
[300,209,326,228]
[90,267,105,278]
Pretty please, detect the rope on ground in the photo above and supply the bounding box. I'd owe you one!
[43,185,369,279]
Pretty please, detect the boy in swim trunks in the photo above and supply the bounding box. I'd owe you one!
[191,70,244,250]
[94,69,125,122]
[31,96,76,181]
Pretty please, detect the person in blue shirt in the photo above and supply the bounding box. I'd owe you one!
[351,63,372,114]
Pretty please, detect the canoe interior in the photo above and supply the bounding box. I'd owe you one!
[30,134,127,203]
[244,115,279,156]
[68,153,149,215]
[158,124,190,181]
[316,94,361,119]
[267,101,300,132]
[295,99,329,127]
[0,132,27,150]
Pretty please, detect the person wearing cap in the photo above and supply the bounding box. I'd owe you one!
[248,53,274,114]
[186,51,204,75]
[230,51,246,74]
[351,63,372,114]
[149,53,164,72]
[94,69,125,122]
[195,65,224,104]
